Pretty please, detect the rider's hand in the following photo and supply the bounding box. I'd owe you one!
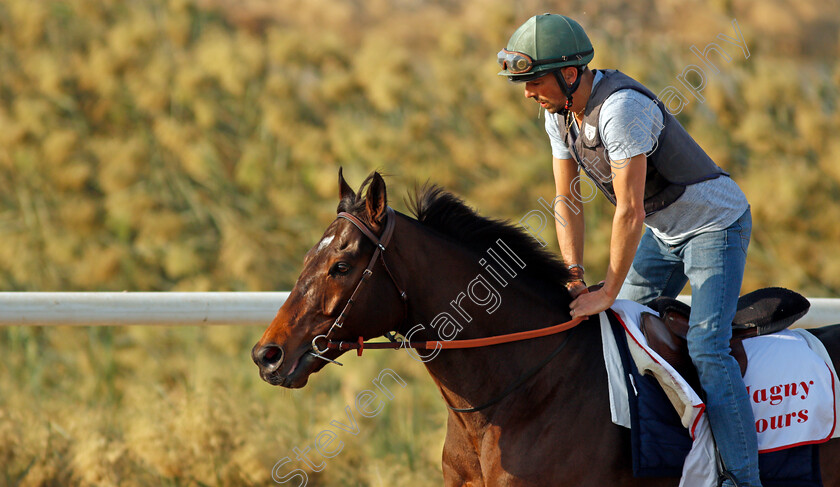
[569,287,616,318]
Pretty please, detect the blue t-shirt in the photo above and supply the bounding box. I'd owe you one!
[544,71,748,244]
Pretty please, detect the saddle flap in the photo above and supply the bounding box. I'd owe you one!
[639,312,693,378]
[647,298,690,339]
[640,312,747,380]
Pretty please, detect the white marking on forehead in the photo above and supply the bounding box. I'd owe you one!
[317,235,335,252]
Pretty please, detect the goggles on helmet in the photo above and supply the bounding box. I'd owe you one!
[497,48,593,74]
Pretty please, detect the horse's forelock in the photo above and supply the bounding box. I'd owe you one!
[336,174,376,216]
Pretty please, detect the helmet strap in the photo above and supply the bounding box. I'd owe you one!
[553,66,583,121]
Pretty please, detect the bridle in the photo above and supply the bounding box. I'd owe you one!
[309,207,408,365]
[307,206,588,412]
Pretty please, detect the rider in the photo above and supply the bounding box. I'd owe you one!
[498,13,759,487]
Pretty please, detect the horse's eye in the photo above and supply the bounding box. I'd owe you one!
[331,261,350,275]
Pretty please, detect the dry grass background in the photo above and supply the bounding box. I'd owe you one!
[0,0,838,485]
[2,325,444,486]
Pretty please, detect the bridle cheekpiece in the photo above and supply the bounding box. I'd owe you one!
[309,207,408,365]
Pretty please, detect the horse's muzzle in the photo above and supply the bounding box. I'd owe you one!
[252,343,284,375]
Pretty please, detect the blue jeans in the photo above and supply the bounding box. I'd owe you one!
[618,208,760,487]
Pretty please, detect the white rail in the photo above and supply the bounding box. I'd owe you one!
[0,292,289,326]
[0,292,836,328]
[798,298,840,327]
[675,296,839,328]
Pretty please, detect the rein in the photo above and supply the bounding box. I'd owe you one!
[325,315,585,354]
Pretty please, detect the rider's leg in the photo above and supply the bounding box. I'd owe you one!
[683,208,760,487]
[617,228,688,305]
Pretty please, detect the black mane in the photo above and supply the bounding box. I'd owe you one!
[337,176,573,290]
[407,185,573,289]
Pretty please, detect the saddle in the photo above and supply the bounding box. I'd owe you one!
[639,287,811,388]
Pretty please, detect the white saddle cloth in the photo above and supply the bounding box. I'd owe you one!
[600,299,840,487]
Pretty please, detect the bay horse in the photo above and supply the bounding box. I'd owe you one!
[253,169,840,486]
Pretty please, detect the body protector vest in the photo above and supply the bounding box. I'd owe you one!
[556,70,728,215]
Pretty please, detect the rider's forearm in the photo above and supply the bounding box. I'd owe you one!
[602,205,645,299]
[554,199,584,271]
[551,157,586,273]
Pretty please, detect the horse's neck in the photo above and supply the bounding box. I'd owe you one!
[393,218,586,420]
[394,218,573,338]
[425,313,602,435]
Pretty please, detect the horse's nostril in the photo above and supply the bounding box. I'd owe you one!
[264,346,282,363]
[255,344,284,373]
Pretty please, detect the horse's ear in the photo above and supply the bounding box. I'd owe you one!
[365,172,388,226]
[338,167,355,203]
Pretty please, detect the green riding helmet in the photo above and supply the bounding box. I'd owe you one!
[498,13,594,83]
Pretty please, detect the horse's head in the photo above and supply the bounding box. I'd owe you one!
[252,169,408,388]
